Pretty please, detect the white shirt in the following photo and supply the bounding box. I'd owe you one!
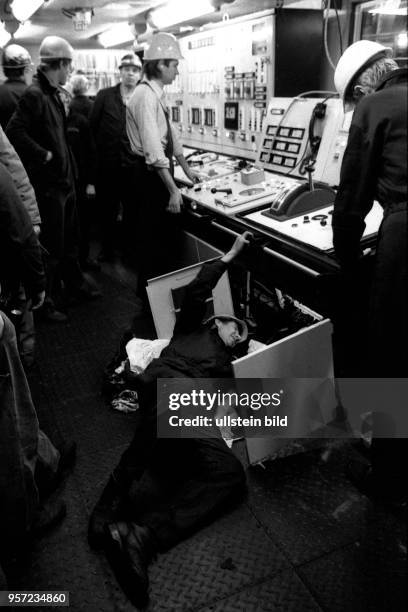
[126,77,182,169]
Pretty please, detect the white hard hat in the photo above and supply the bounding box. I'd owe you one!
[2,44,32,69]
[119,53,142,70]
[334,40,392,101]
[144,32,183,61]
[39,36,74,61]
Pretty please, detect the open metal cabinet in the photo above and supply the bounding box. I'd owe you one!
[147,234,337,465]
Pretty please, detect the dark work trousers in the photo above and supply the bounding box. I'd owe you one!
[36,185,83,305]
[96,165,139,261]
[133,157,183,296]
[367,203,408,500]
[0,312,59,548]
[113,382,246,552]
[75,180,94,265]
[368,203,407,377]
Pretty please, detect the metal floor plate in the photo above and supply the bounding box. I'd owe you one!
[2,266,406,611]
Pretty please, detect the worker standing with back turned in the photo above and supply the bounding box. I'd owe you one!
[333,40,407,503]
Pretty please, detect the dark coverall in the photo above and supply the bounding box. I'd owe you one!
[90,84,139,260]
[0,163,60,548]
[6,68,83,305]
[0,78,27,129]
[112,259,246,551]
[67,104,96,266]
[333,68,407,499]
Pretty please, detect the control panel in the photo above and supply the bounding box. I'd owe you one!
[242,201,383,252]
[166,12,274,160]
[174,150,241,186]
[181,168,306,217]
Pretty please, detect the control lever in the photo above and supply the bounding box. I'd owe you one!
[305,161,315,192]
[211,187,232,194]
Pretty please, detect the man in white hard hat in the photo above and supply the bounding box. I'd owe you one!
[0,44,33,129]
[333,40,407,502]
[7,36,100,322]
[126,33,200,299]
[90,53,142,264]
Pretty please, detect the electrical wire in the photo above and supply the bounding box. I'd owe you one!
[323,0,337,71]
[332,0,344,56]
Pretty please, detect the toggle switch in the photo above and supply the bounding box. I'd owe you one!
[211,187,232,194]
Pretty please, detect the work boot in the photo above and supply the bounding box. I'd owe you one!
[38,302,68,323]
[97,250,115,263]
[80,257,101,271]
[32,498,66,536]
[70,280,102,301]
[38,441,77,500]
[88,476,124,549]
[104,522,155,609]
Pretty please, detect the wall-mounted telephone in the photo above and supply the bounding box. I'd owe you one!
[261,181,335,221]
[257,97,345,186]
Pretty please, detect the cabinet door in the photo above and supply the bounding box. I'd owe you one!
[232,319,336,465]
[147,235,233,339]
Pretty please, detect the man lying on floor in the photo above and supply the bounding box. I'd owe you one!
[89,231,252,608]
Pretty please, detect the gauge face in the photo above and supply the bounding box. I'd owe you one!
[239,188,265,197]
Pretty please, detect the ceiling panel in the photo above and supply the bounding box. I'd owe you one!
[1,0,312,49]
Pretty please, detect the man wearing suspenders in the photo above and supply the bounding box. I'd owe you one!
[126,33,200,300]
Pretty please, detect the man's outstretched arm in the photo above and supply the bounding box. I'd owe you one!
[174,232,251,334]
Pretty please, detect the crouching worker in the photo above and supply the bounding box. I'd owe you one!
[89,232,252,608]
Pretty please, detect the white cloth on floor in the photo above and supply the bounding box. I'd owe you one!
[126,337,170,374]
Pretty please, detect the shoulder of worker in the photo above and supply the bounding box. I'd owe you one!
[128,81,158,106]
[94,84,119,100]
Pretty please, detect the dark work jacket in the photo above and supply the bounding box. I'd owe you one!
[0,78,27,129]
[333,68,407,268]
[140,260,240,384]
[6,69,76,192]
[0,162,45,301]
[90,83,137,170]
[69,94,93,120]
[67,110,96,186]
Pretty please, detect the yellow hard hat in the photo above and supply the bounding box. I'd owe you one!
[144,32,183,61]
[334,40,392,101]
[39,36,74,61]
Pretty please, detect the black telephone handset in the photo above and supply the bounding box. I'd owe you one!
[308,102,327,160]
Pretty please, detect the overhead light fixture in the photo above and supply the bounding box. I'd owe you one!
[0,21,12,46]
[10,0,44,23]
[149,0,216,29]
[62,7,94,32]
[369,0,406,14]
[98,22,134,48]
[104,2,133,9]
[397,31,408,48]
